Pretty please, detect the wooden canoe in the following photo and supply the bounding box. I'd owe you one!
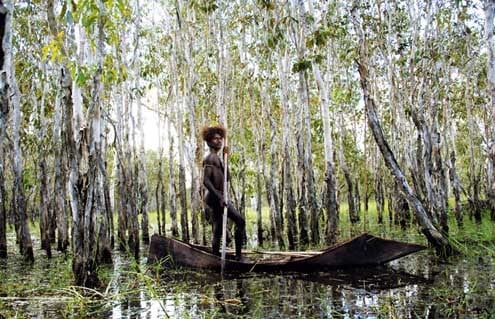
[147,233,426,272]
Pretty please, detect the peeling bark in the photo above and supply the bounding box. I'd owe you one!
[484,0,495,220]
[7,0,33,261]
[0,2,8,258]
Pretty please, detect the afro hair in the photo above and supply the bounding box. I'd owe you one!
[201,125,226,142]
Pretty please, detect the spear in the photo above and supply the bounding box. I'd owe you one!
[220,130,228,273]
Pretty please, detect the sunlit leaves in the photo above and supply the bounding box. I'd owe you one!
[306,26,332,48]
[189,0,218,14]
[103,55,128,84]
[74,64,91,87]
[256,0,275,11]
[292,59,312,73]
[41,31,65,63]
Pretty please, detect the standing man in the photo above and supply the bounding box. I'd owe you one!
[201,125,245,260]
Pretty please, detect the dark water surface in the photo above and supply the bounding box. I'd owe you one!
[1,239,494,318]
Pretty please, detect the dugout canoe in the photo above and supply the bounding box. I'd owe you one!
[148,233,426,272]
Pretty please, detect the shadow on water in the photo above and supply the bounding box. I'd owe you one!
[1,240,495,318]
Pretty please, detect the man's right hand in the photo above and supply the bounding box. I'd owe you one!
[220,198,227,207]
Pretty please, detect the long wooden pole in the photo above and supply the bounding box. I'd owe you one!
[220,132,228,273]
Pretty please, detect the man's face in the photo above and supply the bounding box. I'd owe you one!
[208,133,223,150]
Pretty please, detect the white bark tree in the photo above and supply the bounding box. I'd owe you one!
[0,0,9,259]
[484,0,495,219]
[6,0,34,261]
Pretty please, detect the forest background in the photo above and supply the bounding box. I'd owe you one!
[0,0,494,289]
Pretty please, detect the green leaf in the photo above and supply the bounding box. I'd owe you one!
[292,59,312,73]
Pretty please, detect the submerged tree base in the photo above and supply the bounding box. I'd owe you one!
[73,258,101,288]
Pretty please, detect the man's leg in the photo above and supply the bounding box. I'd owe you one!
[211,210,222,256]
[227,203,246,258]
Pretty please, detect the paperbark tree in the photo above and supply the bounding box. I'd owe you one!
[177,107,189,242]
[134,0,149,244]
[445,88,463,227]
[306,0,339,244]
[261,83,284,248]
[352,5,454,256]
[115,86,128,249]
[338,121,360,224]
[167,116,179,238]
[46,0,69,253]
[180,5,202,245]
[70,0,109,286]
[98,132,113,263]
[155,105,165,235]
[278,49,297,249]
[36,67,52,258]
[0,0,8,258]
[294,0,319,245]
[7,0,33,261]
[170,41,189,242]
[126,99,139,259]
[484,0,495,220]
[53,91,69,252]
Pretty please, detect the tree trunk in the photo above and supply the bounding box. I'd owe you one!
[97,134,113,264]
[0,2,8,258]
[53,88,69,252]
[341,153,359,224]
[155,167,163,236]
[133,1,149,245]
[291,1,318,246]
[36,73,52,258]
[115,90,128,250]
[375,171,385,224]
[465,63,483,223]
[47,0,69,253]
[295,119,309,248]
[484,0,495,220]
[180,5,201,245]
[7,0,33,261]
[63,61,99,287]
[449,150,463,227]
[255,167,263,247]
[138,118,150,244]
[247,81,264,247]
[261,143,277,245]
[302,71,320,246]
[310,38,339,244]
[337,115,360,225]
[156,114,164,235]
[168,119,179,238]
[353,19,454,255]
[277,51,297,249]
[269,118,284,249]
[190,139,201,244]
[126,89,139,259]
[178,160,189,242]
[176,105,189,243]
[386,184,393,225]
[261,80,284,248]
[70,1,108,285]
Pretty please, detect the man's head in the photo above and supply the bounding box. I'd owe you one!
[201,125,226,150]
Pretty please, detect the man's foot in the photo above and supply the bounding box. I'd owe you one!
[234,255,244,262]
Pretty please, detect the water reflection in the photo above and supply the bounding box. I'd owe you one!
[1,244,494,318]
[114,264,430,319]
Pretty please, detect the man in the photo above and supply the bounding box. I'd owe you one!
[201,125,245,260]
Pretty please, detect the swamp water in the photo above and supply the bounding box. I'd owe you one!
[0,241,494,318]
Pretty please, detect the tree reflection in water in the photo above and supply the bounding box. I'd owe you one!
[1,248,494,318]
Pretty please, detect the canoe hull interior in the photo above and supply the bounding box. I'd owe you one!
[148,233,426,272]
